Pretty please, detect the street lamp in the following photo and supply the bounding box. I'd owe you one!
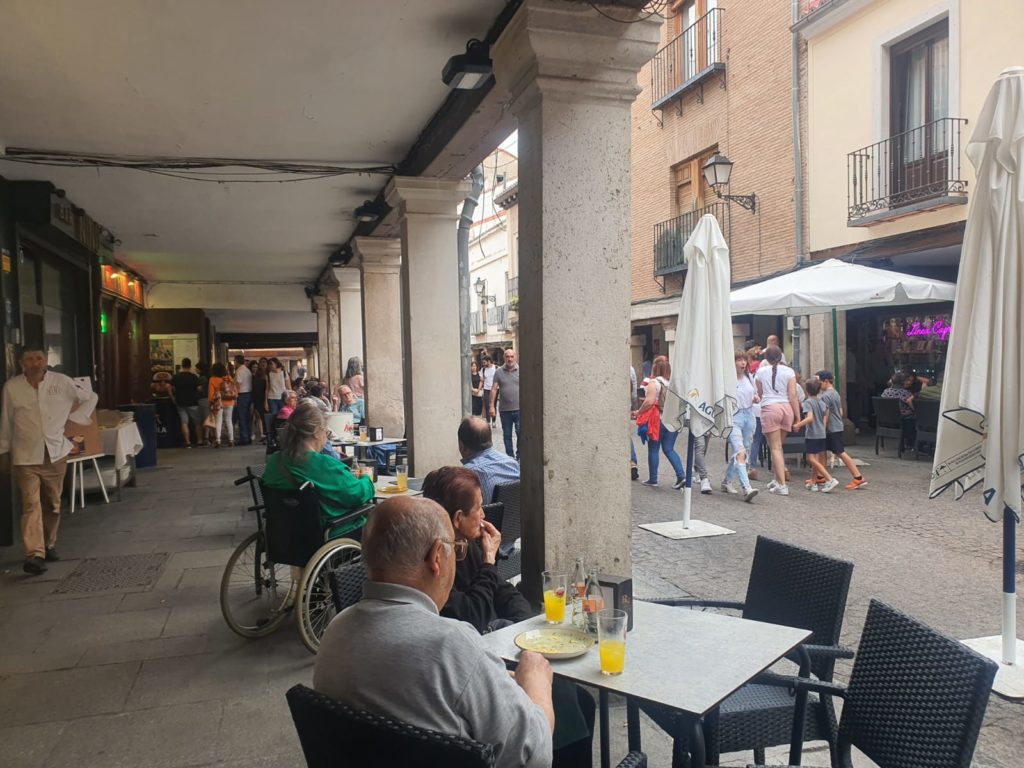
[702,153,758,213]
[474,277,494,304]
[442,39,493,90]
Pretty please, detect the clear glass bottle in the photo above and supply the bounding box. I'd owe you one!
[569,557,586,630]
[582,568,604,638]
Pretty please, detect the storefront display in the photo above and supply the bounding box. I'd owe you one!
[881,310,953,382]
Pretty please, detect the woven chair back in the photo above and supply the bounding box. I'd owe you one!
[327,561,368,614]
[742,536,854,681]
[839,599,996,768]
[286,684,496,767]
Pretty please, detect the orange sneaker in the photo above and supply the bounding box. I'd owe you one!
[845,476,868,490]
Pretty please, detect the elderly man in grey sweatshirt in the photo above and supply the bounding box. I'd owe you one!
[314,496,554,768]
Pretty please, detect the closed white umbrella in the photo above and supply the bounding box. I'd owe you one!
[929,66,1024,698]
[668,214,736,530]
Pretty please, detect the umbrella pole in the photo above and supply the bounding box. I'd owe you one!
[1004,507,1017,665]
[682,425,695,530]
[831,308,841,395]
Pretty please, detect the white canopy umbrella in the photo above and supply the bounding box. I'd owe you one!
[928,66,1024,699]
[730,258,956,387]
[666,214,736,532]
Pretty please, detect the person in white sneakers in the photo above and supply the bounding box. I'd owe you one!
[793,377,840,493]
[721,350,759,502]
[753,345,801,495]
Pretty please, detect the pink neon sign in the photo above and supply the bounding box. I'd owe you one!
[905,318,952,342]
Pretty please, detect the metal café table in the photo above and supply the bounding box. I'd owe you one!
[331,437,406,462]
[481,599,810,768]
[372,477,422,500]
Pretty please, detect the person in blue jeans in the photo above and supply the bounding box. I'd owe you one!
[638,356,686,488]
[489,349,520,459]
[721,350,759,502]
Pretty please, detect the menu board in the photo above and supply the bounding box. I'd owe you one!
[149,334,199,399]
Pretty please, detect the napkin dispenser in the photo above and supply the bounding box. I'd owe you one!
[598,573,633,631]
[368,426,384,442]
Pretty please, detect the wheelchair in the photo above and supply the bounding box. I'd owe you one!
[220,465,370,654]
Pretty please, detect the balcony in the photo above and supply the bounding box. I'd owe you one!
[651,8,724,111]
[653,202,728,279]
[795,0,841,25]
[847,117,968,227]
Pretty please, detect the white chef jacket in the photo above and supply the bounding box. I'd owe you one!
[0,372,99,466]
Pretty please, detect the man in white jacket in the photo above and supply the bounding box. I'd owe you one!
[0,347,98,575]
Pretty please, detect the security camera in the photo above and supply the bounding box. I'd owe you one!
[329,245,354,268]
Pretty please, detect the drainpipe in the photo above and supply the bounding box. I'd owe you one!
[790,0,806,374]
[458,166,485,417]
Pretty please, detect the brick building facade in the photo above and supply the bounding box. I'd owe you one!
[629,1,800,369]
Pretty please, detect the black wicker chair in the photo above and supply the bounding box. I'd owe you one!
[913,398,940,459]
[287,683,648,768]
[749,599,998,768]
[327,560,368,614]
[642,536,854,768]
[492,481,521,583]
[872,397,905,458]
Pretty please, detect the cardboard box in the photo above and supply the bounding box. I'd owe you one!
[64,412,101,457]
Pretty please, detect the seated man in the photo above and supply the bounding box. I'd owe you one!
[458,416,520,503]
[314,496,554,768]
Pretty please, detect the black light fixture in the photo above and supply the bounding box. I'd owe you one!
[329,244,354,268]
[702,153,758,213]
[442,39,492,90]
[353,200,387,223]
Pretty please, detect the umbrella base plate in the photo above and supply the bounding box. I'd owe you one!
[638,520,735,540]
[962,636,1024,700]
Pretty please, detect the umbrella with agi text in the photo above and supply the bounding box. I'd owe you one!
[664,214,736,535]
[929,66,1024,699]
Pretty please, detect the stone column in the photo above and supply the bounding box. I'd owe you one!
[353,237,405,438]
[335,267,364,371]
[313,276,342,392]
[492,0,660,600]
[385,177,471,475]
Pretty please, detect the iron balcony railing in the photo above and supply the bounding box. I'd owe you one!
[651,8,724,110]
[506,275,519,303]
[653,202,728,276]
[847,117,968,224]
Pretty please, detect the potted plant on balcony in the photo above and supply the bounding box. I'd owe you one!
[507,296,519,327]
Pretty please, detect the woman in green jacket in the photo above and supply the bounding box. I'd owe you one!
[263,401,374,536]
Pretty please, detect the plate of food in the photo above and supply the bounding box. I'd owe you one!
[378,485,405,494]
[514,628,593,659]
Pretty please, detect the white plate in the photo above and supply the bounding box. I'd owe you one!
[514,628,594,659]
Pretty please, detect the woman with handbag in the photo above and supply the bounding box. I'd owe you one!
[636,355,686,487]
[208,362,238,447]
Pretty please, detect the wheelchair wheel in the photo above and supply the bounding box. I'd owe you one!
[296,537,361,654]
[220,531,296,637]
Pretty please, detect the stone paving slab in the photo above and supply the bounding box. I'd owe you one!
[0,439,1019,768]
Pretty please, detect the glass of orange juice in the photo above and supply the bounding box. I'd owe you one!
[597,608,627,675]
[542,571,567,624]
[395,462,408,492]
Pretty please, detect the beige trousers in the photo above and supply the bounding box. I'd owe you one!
[15,454,68,559]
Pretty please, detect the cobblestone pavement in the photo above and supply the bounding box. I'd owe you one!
[629,435,1024,767]
[0,437,1020,767]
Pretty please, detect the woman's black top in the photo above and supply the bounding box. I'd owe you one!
[441,540,534,633]
[471,372,483,413]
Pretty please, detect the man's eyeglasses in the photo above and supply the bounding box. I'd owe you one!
[428,538,468,562]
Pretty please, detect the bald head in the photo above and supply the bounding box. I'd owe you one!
[363,494,452,572]
[457,416,492,458]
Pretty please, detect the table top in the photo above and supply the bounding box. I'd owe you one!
[372,477,422,500]
[332,437,407,448]
[67,452,105,463]
[480,600,810,717]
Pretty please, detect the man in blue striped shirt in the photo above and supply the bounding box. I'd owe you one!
[458,416,520,503]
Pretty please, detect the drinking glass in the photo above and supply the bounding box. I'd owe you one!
[395,462,408,492]
[358,425,369,442]
[542,571,567,624]
[597,608,628,675]
[360,463,375,483]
